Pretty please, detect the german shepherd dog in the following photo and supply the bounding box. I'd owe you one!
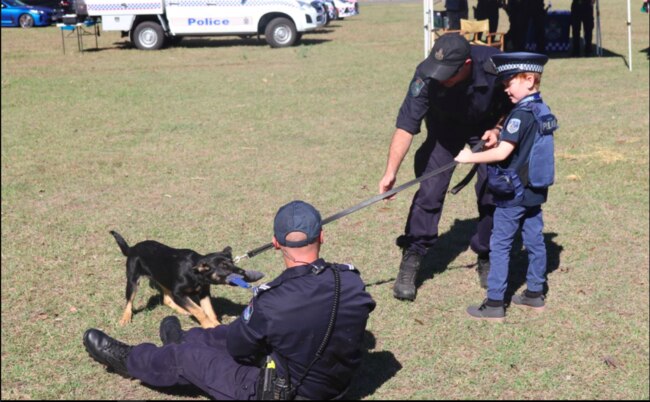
[110,230,263,328]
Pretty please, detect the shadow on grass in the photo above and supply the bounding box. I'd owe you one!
[347,331,402,400]
[417,217,479,286]
[504,232,563,304]
[545,47,634,68]
[416,218,563,299]
[110,35,331,50]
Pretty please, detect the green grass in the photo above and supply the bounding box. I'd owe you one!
[2,0,649,399]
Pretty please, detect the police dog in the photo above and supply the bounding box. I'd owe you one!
[110,230,263,328]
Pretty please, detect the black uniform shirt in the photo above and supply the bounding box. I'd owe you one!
[445,0,468,11]
[226,259,376,400]
[396,45,511,138]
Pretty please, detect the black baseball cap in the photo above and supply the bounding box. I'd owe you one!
[273,200,322,248]
[420,34,471,81]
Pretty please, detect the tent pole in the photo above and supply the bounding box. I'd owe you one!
[424,0,431,58]
[626,0,632,71]
[595,0,602,56]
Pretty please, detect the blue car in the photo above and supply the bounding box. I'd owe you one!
[1,0,54,27]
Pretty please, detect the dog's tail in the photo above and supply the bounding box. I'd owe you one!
[109,230,131,256]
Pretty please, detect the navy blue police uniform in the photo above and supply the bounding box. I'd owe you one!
[125,259,375,400]
[485,52,555,302]
[228,259,376,400]
[445,0,469,30]
[395,43,511,258]
[506,0,546,53]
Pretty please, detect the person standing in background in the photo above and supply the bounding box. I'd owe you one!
[571,0,595,56]
[446,0,469,30]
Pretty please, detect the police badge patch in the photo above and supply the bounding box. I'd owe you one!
[506,118,521,133]
[243,302,254,323]
[410,78,425,97]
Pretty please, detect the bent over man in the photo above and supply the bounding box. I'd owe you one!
[379,34,511,301]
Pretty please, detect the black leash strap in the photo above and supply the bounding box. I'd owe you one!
[448,163,479,195]
[236,141,486,262]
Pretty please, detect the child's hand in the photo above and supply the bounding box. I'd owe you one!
[482,128,500,148]
[455,148,474,164]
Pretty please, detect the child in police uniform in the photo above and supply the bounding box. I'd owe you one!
[455,52,557,322]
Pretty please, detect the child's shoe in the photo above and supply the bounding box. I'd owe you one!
[511,291,545,311]
[466,300,505,323]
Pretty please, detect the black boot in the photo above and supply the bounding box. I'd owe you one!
[83,329,133,378]
[393,249,422,301]
[159,316,184,345]
[477,255,490,289]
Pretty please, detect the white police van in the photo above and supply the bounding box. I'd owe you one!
[75,0,326,49]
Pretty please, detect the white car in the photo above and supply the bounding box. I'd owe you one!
[77,0,327,49]
[331,0,357,19]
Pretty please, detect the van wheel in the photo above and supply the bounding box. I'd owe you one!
[132,21,165,50]
[19,14,34,28]
[264,17,296,48]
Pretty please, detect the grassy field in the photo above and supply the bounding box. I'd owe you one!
[1,0,648,399]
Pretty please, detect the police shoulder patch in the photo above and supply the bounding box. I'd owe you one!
[242,302,254,323]
[506,118,521,134]
[410,78,425,97]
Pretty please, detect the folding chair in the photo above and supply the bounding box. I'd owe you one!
[444,18,505,51]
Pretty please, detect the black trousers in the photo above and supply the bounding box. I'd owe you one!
[397,129,495,258]
[571,2,594,55]
[474,0,500,34]
[447,9,469,30]
[507,2,546,52]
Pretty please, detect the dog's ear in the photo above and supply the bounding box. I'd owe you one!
[222,246,232,257]
[194,263,210,273]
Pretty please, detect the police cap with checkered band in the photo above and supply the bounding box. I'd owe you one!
[491,52,549,82]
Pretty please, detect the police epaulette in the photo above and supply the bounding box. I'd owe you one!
[252,282,277,297]
[334,263,358,272]
[252,263,358,297]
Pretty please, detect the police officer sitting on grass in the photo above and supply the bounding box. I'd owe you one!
[83,200,376,400]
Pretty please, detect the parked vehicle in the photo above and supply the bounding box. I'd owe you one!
[317,0,335,25]
[19,0,63,20]
[57,0,73,14]
[76,0,326,50]
[331,0,357,20]
[1,0,54,27]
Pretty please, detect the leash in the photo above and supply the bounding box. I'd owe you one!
[233,140,486,263]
